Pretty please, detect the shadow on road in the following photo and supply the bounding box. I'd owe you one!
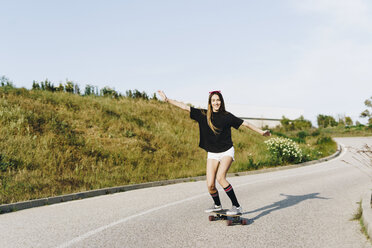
[244,193,329,223]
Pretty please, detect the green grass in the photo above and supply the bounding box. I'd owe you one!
[0,87,339,204]
[320,125,372,137]
[352,201,371,242]
[352,201,363,221]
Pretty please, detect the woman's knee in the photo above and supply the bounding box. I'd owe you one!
[216,175,226,185]
[216,174,229,188]
[207,183,216,193]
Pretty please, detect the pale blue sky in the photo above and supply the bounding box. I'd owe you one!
[1,0,371,125]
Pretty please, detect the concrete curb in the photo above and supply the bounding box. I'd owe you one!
[0,145,342,215]
[362,191,372,240]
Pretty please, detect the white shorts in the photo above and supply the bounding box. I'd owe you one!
[207,146,235,162]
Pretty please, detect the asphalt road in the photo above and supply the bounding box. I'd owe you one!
[1,137,372,248]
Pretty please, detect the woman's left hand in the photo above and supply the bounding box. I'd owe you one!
[262,130,271,136]
[157,90,168,102]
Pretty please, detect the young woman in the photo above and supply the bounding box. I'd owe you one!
[157,90,270,215]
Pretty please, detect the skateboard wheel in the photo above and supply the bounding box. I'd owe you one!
[209,215,215,221]
[241,219,247,225]
[226,220,233,226]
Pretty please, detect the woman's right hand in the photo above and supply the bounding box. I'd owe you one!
[157,90,168,102]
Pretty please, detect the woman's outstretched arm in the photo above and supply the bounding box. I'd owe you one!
[157,90,191,112]
[241,120,271,136]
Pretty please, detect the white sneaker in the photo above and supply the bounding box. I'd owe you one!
[226,206,242,215]
[205,204,222,213]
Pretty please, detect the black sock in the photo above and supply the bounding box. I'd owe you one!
[210,191,221,206]
[224,184,240,207]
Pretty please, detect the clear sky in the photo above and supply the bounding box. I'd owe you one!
[1,0,371,125]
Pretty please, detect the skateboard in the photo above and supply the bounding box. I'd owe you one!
[208,209,248,226]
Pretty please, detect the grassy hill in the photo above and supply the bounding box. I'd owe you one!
[0,87,278,204]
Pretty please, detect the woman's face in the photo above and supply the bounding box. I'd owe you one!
[211,94,221,112]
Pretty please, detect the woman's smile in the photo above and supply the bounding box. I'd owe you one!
[211,95,221,112]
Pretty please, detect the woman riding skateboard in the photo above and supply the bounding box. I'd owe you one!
[157,90,270,215]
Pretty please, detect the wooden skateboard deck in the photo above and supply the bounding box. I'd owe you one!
[208,209,247,226]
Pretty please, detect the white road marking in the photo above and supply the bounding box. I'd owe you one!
[56,193,207,248]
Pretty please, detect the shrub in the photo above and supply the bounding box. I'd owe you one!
[297,131,308,139]
[270,130,288,138]
[294,116,312,130]
[280,116,294,131]
[65,81,74,93]
[314,135,337,159]
[101,86,119,98]
[0,154,10,172]
[291,137,305,144]
[316,136,333,145]
[280,116,312,131]
[311,129,320,137]
[264,137,303,164]
[301,145,323,162]
[291,130,309,144]
[0,154,19,172]
[126,89,149,100]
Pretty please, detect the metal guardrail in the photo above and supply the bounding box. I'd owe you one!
[239,117,282,121]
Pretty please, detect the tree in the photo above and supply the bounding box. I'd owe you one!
[126,90,133,98]
[345,116,353,126]
[337,114,345,126]
[43,79,55,92]
[65,81,74,93]
[56,83,64,92]
[293,115,312,130]
[32,81,40,90]
[0,76,14,87]
[74,84,80,95]
[280,116,294,131]
[151,93,158,100]
[279,116,312,131]
[317,114,337,128]
[84,84,95,96]
[360,96,372,125]
[338,118,345,126]
[317,115,326,128]
[126,89,149,100]
[101,86,119,98]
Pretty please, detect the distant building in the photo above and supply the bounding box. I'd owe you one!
[192,102,304,129]
[228,104,305,128]
[238,117,282,129]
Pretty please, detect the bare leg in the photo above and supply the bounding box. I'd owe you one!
[216,156,233,188]
[217,156,240,208]
[206,159,219,194]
